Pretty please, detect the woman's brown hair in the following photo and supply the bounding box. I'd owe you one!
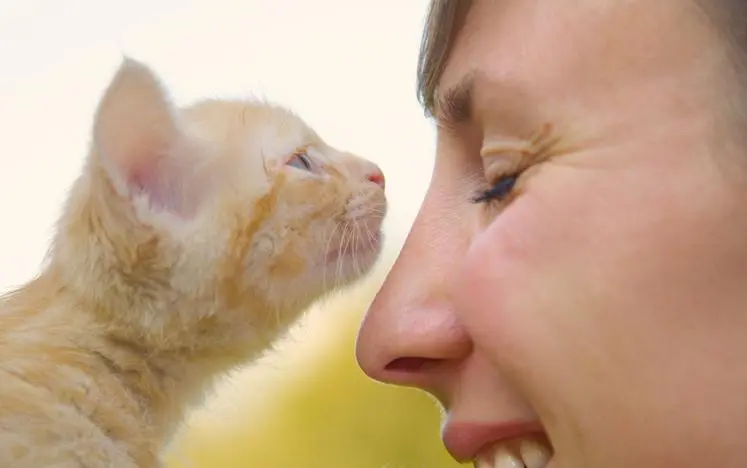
[415,0,471,117]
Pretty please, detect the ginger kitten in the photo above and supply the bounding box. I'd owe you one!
[0,58,387,467]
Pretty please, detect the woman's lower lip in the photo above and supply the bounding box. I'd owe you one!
[442,420,546,462]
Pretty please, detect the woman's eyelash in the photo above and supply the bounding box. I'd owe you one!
[471,123,560,205]
[471,174,520,204]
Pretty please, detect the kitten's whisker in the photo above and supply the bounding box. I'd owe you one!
[362,219,376,251]
[336,221,351,286]
[348,205,386,221]
[321,219,341,291]
[343,220,355,283]
[355,220,369,276]
[362,204,387,214]
[349,205,386,217]
[335,222,344,286]
[345,220,356,280]
[352,219,361,277]
[345,220,355,280]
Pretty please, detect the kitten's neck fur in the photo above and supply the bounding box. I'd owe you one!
[17,264,284,454]
[42,168,302,446]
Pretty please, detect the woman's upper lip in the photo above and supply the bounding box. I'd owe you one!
[442,419,546,462]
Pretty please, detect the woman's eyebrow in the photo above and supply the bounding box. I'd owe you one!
[436,70,540,137]
[433,71,476,128]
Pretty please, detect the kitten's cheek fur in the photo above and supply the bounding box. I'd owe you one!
[329,190,387,275]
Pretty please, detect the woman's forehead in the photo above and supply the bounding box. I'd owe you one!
[435,0,721,121]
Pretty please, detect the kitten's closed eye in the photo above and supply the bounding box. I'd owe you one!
[286,151,313,172]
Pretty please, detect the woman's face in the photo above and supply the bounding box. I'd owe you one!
[357,1,747,467]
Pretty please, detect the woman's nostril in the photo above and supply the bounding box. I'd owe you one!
[385,357,441,373]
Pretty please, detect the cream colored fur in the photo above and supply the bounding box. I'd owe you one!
[0,58,387,468]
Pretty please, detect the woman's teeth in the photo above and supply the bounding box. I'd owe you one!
[520,439,552,467]
[475,438,552,468]
[495,446,524,468]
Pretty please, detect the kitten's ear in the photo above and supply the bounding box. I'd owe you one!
[93,57,194,216]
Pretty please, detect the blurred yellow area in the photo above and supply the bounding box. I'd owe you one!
[163,256,465,468]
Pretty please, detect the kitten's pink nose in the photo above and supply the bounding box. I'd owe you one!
[366,168,385,190]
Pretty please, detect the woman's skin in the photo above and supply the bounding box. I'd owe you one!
[356,0,747,467]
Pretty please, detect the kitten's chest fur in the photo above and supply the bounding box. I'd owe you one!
[0,276,252,467]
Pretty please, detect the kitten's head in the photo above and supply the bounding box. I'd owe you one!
[52,58,387,348]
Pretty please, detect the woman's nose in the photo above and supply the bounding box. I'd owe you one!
[356,259,472,392]
[357,294,472,391]
[357,180,474,392]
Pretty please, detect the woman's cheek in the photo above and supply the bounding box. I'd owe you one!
[453,174,630,453]
[453,170,612,385]
[454,190,567,366]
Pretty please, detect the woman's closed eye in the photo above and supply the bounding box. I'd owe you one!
[472,124,559,206]
[471,173,520,204]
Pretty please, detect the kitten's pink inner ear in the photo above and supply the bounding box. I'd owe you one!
[93,58,192,215]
